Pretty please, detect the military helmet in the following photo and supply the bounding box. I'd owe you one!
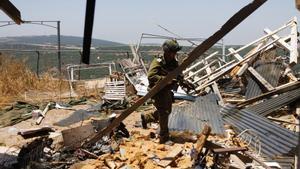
[162,39,182,52]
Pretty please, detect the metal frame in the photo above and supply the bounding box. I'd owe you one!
[135,33,226,58]
[0,20,62,73]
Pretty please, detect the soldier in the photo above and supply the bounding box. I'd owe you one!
[141,39,183,144]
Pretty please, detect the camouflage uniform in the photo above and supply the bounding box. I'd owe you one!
[144,54,180,141]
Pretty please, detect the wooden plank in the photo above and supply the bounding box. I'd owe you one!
[157,146,182,167]
[105,90,125,92]
[264,28,291,51]
[183,51,218,75]
[82,0,267,147]
[18,126,54,139]
[248,67,274,91]
[205,61,224,105]
[104,92,125,95]
[237,81,300,108]
[195,38,278,91]
[212,147,247,154]
[103,95,125,97]
[105,87,125,91]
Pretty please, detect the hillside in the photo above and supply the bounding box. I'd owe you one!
[0,35,124,48]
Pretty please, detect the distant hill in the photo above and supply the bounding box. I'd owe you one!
[0,35,124,48]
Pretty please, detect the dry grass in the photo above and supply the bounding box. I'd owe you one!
[0,54,69,105]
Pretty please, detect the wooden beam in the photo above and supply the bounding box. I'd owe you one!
[191,60,236,85]
[195,39,278,91]
[228,48,274,91]
[225,19,293,59]
[264,28,291,51]
[212,147,247,154]
[185,60,218,79]
[82,0,267,147]
[290,17,299,64]
[183,51,218,75]
[247,67,275,91]
[205,61,224,105]
[237,81,300,108]
[0,0,22,24]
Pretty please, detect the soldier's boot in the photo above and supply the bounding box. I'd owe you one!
[141,113,147,129]
[159,112,172,144]
[141,110,159,129]
[159,134,169,144]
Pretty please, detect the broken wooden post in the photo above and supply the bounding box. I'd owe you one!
[82,0,268,147]
[195,125,211,156]
[36,103,51,125]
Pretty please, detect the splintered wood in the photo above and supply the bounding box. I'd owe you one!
[195,125,211,155]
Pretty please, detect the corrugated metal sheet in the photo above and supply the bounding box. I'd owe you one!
[273,157,295,169]
[168,94,224,134]
[245,76,262,99]
[244,87,300,116]
[245,61,284,99]
[221,105,298,159]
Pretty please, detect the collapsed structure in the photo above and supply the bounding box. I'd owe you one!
[1,0,300,168]
[116,17,300,168]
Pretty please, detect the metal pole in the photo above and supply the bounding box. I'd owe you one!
[79,51,82,80]
[57,21,61,75]
[36,51,40,77]
[222,39,226,61]
[82,0,96,64]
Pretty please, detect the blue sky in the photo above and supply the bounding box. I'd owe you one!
[0,0,299,45]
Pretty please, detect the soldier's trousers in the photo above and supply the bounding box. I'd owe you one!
[144,89,173,138]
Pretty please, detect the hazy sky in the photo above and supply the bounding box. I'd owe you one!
[0,0,300,45]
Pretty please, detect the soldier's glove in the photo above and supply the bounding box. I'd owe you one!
[179,80,196,94]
